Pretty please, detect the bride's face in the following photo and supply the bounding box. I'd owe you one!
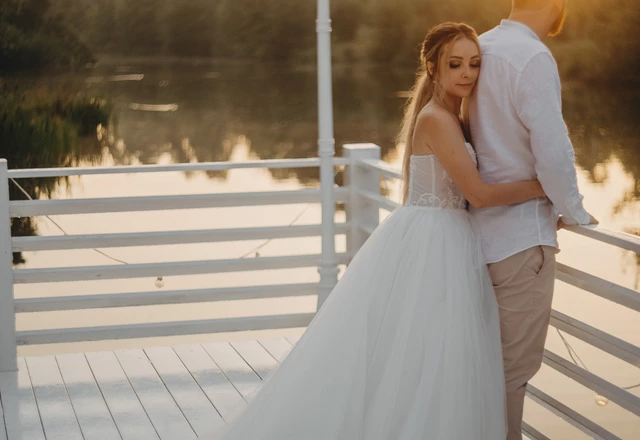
[437,38,481,99]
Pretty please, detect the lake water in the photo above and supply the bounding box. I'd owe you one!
[12,60,640,438]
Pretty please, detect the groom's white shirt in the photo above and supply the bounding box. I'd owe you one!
[469,19,591,264]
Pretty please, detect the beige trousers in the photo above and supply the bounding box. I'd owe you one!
[487,246,556,440]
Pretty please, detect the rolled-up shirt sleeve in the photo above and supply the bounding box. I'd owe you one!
[515,52,590,225]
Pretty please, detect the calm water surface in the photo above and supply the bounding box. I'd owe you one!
[13,61,640,438]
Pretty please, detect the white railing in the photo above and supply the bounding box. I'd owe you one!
[0,160,16,373]
[0,155,355,372]
[1,144,639,437]
[351,145,640,439]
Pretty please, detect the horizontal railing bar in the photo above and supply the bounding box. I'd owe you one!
[10,187,349,217]
[357,189,399,212]
[7,157,350,179]
[522,422,551,440]
[563,225,640,254]
[556,263,640,312]
[13,253,350,284]
[357,158,402,180]
[333,157,350,166]
[527,385,621,440]
[12,223,350,252]
[359,224,376,236]
[550,310,640,368]
[543,349,640,416]
[15,283,319,312]
[16,313,316,345]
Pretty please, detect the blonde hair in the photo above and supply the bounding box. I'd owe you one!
[512,0,554,10]
[398,22,479,203]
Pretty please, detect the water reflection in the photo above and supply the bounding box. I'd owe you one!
[563,84,640,215]
[92,63,411,186]
[9,129,108,264]
[10,62,640,263]
[87,61,640,279]
[1,77,111,263]
[93,62,640,197]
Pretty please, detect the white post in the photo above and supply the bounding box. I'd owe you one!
[0,159,17,372]
[316,0,339,309]
[344,144,381,259]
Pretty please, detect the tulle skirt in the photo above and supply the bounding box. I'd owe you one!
[211,206,507,439]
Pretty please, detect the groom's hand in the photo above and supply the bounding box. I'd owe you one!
[557,214,599,230]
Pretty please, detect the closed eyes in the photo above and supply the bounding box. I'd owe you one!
[449,63,481,69]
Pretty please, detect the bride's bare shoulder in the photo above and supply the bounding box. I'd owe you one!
[414,106,463,153]
[416,105,459,128]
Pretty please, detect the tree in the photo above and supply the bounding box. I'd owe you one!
[0,0,93,72]
[168,0,215,57]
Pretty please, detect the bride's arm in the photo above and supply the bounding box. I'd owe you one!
[414,109,545,209]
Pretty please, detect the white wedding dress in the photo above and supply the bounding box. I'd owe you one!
[212,143,507,439]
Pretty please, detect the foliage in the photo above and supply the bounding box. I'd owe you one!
[0,0,93,72]
[0,81,111,263]
[47,0,639,82]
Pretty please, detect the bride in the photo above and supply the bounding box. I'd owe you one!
[212,22,546,439]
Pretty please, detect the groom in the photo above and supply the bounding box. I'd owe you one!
[470,0,598,438]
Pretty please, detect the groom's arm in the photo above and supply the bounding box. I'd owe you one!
[515,52,591,225]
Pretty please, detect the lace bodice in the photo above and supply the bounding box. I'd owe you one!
[405,143,477,210]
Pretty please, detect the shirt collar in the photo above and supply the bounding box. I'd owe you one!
[500,19,541,42]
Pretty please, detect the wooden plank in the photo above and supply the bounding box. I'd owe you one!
[144,347,224,437]
[522,422,551,440]
[285,334,302,346]
[0,359,45,440]
[358,157,402,179]
[7,157,327,179]
[17,313,316,345]
[13,253,350,284]
[360,223,376,235]
[555,263,640,312]
[527,385,620,440]
[543,350,640,416]
[9,187,349,217]
[16,284,319,313]
[550,310,640,367]
[562,225,640,254]
[12,223,349,252]
[25,356,83,440]
[85,351,159,440]
[56,353,120,440]
[115,349,196,440]
[201,343,262,399]
[10,189,320,216]
[172,345,245,421]
[358,188,399,211]
[231,341,279,380]
[258,338,293,363]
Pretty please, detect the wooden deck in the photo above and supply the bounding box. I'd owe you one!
[0,337,300,440]
[0,335,540,440]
